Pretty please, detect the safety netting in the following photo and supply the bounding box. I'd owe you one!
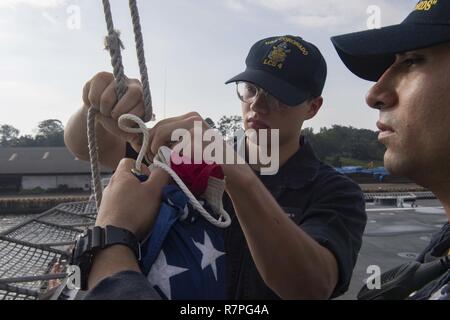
[0,201,96,300]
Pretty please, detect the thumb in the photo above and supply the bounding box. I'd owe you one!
[117,159,151,180]
[116,158,137,175]
[139,163,151,176]
[144,167,170,189]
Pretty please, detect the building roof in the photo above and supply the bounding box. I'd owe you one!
[0,147,112,175]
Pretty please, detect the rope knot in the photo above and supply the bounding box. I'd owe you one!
[104,30,125,51]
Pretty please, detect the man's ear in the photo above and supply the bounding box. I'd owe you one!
[304,96,323,120]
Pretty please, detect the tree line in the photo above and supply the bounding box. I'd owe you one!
[1,117,385,167]
[0,120,65,147]
[302,126,385,167]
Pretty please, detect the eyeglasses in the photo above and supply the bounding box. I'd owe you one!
[236,82,286,111]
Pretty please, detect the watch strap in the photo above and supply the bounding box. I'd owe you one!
[71,225,141,291]
[91,225,141,261]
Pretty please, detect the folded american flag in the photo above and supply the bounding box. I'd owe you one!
[139,183,227,300]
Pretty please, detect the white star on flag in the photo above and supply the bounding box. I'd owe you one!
[193,231,226,281]
[147,250,188,299]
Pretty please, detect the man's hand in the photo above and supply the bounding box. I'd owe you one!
[96,158,170,241]
[82,72,146,148]
[144,112,237,163]
[88,158,169,290]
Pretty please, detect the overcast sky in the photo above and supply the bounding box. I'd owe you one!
[0,0,417,135]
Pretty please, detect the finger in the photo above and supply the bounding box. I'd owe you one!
[150,116,204,157]
[146,112,201,145]
[145,112,204,162]
[155,111,202,127]
[145,167,170,188]
[112,83,143,120]
[82,80,92,107]
[116,158,138,174]
[88,72,114,111]
[144,142,156,164]
[100,81,118,117]
[146,113,195,150]
[149,112,203,139]
[127,102,146,120]
[102,184,111,194]
[139,163,151,176]
[116,158,151,182]
[150,123,174,157]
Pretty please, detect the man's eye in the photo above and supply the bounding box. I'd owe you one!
[402,59,415,67]
[245,86,256,95]
[401,57,423,68]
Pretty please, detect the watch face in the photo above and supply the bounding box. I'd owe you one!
[70,232,93,291]
[71,233,90,265]
[68,226,141,291]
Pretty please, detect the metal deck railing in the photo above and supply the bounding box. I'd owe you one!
[364,191,436,202]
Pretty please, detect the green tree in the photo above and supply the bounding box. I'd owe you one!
[35,119,65,147]
[301,127,315,141]
[16,134,38,147]
[0,124,20,146]
[300,125,385,166]
[37,119,64,137]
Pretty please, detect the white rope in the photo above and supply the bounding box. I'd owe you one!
[118,114,150,172]
[118,115,232,228]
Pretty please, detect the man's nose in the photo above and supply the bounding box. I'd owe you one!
[250,94,270,114]
[365,72,398,110]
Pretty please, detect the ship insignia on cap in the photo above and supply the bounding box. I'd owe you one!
[263,42,291,70]
[415,0,438,11]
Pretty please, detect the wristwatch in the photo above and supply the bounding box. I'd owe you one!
[70,225,141,291]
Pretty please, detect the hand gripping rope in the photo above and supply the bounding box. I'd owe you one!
[87,0,230,228]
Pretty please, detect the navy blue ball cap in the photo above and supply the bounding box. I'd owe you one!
[226,35,327,106]
[331,0,450,81]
